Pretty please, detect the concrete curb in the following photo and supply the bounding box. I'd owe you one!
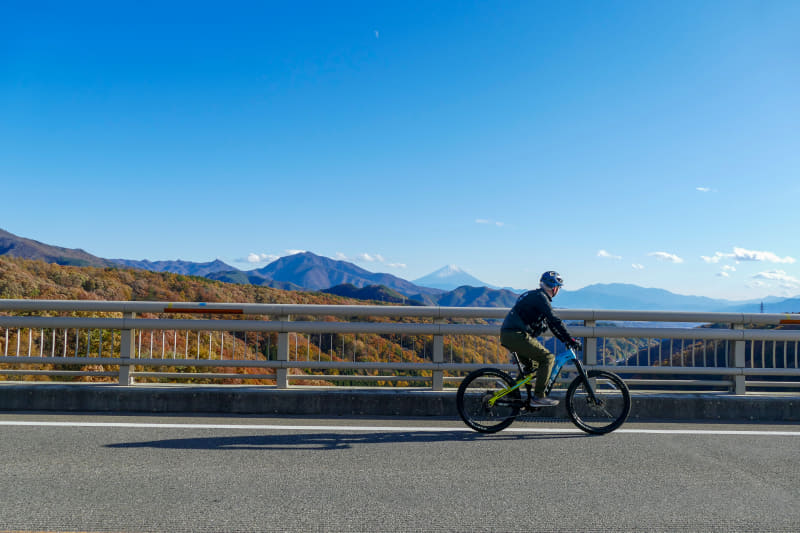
[1,383,799,421]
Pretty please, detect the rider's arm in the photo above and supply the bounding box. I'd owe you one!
[535,293,572,344]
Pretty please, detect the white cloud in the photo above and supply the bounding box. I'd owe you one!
[752,270,800,288]
[632,264,645,270]
[702,247,795,265]
[715,265,737,278]
[701,253,727,264]
[649,251,684,263]
[597,249,622,260]
[348,252,407,269]
[475,218,504,227]
[733,247,795,264]
[235,250,301,265]
[240,252,280,264]
[712,264,737,278]
[696,187,712,192]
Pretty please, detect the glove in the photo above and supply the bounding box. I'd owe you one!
[567,338,582,352]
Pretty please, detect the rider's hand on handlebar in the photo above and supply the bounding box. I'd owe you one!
[567,338,583,352]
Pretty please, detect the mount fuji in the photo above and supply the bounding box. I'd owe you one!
[413,265,489,291]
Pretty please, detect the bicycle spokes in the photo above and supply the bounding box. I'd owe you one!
[565,370,631,435]
[456,368,521,433]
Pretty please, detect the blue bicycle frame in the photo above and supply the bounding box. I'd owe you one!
[489,348,597,407]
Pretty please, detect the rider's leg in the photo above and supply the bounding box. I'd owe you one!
[500,329,554,396]
[528,341,555,397]
[501,330,535,374]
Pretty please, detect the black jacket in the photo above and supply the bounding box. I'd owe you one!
[501,288,571,343]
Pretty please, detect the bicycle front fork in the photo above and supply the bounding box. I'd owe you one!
[573,359,600,403]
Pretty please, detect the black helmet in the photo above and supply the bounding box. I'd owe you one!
[540,271,564,288]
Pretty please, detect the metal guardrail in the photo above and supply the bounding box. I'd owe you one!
[1,300,799,393]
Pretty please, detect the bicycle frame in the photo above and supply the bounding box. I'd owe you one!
[458,346,631,435]
[488,348,598,407]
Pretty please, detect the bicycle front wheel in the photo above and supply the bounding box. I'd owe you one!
[456,368,521,433]
[566,370,631,435]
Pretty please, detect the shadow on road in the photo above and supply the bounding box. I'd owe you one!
[106,430,589,451]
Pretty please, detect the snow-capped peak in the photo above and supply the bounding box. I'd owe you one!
[413,265,487,291]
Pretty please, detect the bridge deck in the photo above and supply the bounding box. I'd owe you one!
[1,382,797,421]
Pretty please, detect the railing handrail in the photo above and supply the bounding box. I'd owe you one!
[0,316,798,342]
[0,299,797,325]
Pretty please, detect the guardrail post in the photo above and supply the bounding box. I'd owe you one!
[118,312,135,385]
[432,329,444,391]
[276,316,290,389]
[583,320,597,366]
[731,323,746,395]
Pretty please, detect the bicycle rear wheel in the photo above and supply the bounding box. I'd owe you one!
[456,368,521,433]
[565,370,631,435]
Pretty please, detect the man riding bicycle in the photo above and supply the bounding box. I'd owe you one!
[500,271,582,407]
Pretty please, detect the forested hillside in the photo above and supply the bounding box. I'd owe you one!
[0,257,502,385]
[0,256,341,304]
[322,283,423,304]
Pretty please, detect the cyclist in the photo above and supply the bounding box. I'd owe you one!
[500,270,582,407]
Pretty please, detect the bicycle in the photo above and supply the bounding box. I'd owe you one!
[456,348,631,435]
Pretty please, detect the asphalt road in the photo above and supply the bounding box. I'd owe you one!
[0,413,798,532]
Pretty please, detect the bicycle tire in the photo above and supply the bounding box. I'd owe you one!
[456,368,521,433]
[565,370,631,435]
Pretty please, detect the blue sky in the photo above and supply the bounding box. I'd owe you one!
[2,1,799,301]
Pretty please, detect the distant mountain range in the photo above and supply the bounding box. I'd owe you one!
[555,283,795,313]
[1,228,798,312]
[111,258,236,277]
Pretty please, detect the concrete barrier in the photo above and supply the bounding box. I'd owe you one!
[1,383,798,421]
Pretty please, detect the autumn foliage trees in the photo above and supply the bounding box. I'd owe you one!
[0,256,501,385]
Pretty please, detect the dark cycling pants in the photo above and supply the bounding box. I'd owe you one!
[500,329,555,397]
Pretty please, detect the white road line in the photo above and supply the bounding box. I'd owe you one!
[616,428,800,436]
[0,420,799,436]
